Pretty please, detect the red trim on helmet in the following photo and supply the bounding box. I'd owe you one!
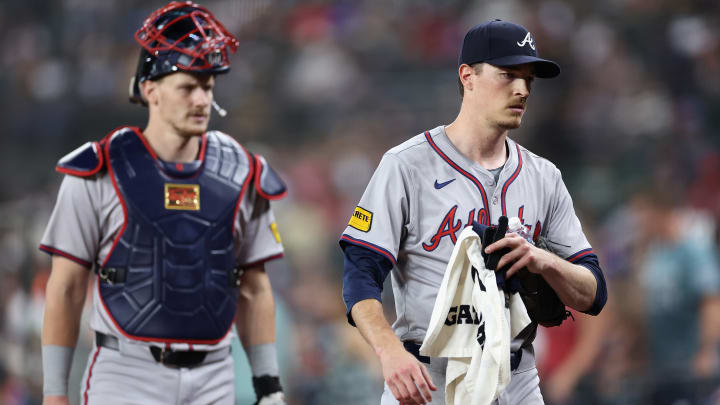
[135,1,239,73]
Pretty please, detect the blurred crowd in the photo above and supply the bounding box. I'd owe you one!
[2,0,720,404]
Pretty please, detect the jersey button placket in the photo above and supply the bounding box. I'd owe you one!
[485,173,496,205]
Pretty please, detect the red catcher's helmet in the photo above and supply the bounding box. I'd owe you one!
[129,1,239,105]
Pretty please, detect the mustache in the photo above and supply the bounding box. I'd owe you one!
[508,97,528,108]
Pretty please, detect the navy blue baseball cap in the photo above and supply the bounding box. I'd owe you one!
[459,19,560,78]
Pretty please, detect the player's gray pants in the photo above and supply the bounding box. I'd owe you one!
[80,344,235,405]
[380,346,543,405]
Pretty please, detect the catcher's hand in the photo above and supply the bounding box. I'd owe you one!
[478,217,570,327]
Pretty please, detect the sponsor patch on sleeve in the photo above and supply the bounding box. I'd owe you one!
[349,206,373,232]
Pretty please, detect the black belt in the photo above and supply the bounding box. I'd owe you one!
[95,332,225,368]
[403,341,523,371]
[403,341,431,364]
[511,349,523,371]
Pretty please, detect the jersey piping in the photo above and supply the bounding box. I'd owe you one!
[39,244,93,268]
[500,143,523,217]
[567,248,594,262]
[424,131,491,225]
[241,252,285,269]
[83,346,101,405]
[340,234,397,265]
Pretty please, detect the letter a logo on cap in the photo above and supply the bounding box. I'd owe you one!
[517,32,536,50]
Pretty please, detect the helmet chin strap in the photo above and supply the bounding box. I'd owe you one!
[212,100,227,117]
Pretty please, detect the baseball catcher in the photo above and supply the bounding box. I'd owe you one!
[40,2,287,404]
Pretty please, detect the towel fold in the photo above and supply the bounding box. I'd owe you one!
[420,226,531,405]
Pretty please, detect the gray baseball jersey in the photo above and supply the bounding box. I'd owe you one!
[341,125,593,346]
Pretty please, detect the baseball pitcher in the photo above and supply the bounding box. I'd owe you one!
[340,20,608,405]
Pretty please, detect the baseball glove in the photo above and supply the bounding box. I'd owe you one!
[477,216,571,327]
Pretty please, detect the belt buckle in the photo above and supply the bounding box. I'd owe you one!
[150,345,172,365]
[159,347,183,368]
[150,345,208,368]
[159,346,169,364]
[159,346,184,367]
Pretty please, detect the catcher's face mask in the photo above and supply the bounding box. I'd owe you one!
[130,1,239,105]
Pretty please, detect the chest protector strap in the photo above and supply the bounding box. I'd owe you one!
[100,127,253,344]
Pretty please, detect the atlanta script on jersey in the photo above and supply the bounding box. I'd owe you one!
[340,125,593,344]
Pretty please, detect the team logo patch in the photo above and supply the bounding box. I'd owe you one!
[270,222,282,244]
[349,206,373,232]
[517,32,536,50]
[165,184,200,211]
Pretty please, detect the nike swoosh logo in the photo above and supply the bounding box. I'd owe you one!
[434,179,455,189]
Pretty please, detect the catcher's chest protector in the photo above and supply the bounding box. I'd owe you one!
[101,127,252,343]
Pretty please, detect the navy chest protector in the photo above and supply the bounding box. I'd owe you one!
[100,128,252,343]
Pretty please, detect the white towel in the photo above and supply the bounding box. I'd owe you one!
[420,226,531,405]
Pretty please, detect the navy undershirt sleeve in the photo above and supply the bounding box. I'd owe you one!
[340,242,394,327]
[573,253,607,316]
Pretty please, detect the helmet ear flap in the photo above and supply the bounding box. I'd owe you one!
[129,75,146,105]
[130,49,152,106]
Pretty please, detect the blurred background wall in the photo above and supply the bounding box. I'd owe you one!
[2,0,720,404]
